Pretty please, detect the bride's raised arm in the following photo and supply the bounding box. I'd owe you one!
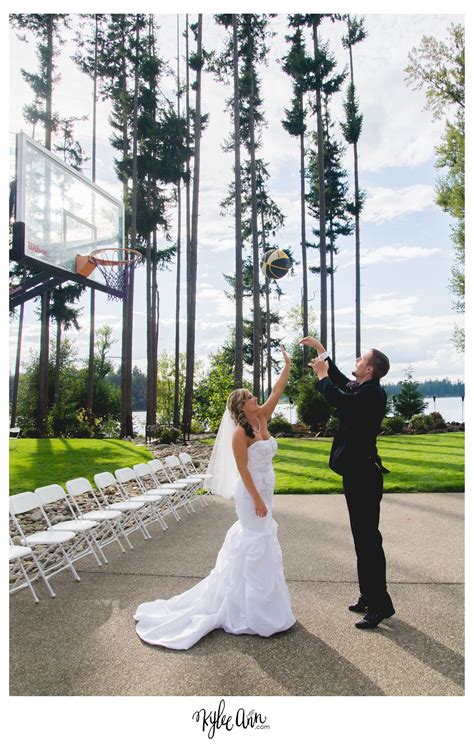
[260,346,291,421]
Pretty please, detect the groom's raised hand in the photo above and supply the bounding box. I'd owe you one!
[299,336,327,355]
[308,356,329,379]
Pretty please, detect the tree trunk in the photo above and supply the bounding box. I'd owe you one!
[312,21,327,348]
[300,121,309,369]
[173,14,182,427]
[87,15,99,411]
[54,320,62,406]
[348,32,361,357]
[265,279,272,395]
[124,19,141,438]
[329,228,336,363]
[92,15,98,182]
[152,228,158,417]
[45,16,53,150]
[260,208,272,395]
[183,14,203,438]
[146,232,155,432]
[249,63,261,400]
[37,291,49,436]
[39,17,54,435]
[233,14,244,389]
[86,289,95,410]
[354,139,361,357]
[10,303,24,428]
[119,20,131,437]
[144,20,157,434]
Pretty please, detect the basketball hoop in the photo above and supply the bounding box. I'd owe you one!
[78,247,142,300]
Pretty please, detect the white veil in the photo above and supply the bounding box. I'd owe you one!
[205,408,239,499]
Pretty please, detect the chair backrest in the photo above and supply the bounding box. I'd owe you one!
[66,477,92,497]
[66,477,101,514]
[148,459,165,474]
[35,484,76,521]
[94,471,117,490]
[9,491,39,516]
[179,452,193,465]
[35,484,67,506]
[164,455,181,468]
[115,467,137,484]
[133,462,152,478]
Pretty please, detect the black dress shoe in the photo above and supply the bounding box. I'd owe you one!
[349,597,368,613]
[355,609,395,629]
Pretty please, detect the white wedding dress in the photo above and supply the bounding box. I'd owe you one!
[134,436,295,650]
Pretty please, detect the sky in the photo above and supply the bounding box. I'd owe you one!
[8,11,465,384]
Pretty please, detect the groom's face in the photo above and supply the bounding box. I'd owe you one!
[353,352,374,381]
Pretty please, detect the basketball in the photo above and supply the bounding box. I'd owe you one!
[260,249,291,280]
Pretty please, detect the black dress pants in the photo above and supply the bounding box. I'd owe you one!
[343,462,394,614]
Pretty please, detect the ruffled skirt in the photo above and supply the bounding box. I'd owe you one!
[134,487,295,650]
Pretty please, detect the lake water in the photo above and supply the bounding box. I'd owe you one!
[133,396,464,436]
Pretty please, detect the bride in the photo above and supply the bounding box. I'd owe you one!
[134,347,296,650]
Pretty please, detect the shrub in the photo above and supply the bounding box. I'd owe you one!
[268,413,293,437]
[296,375,331,431]
[323,415,339,436]
[381,415,405,435]
[408,414,431,433]
[156,425,181,444]
[427,411,447,430]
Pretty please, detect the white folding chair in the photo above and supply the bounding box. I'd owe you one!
[148,458,196,515]
[9,537,48,603]
[35,484,105,566]
[132,462,181,522]
[115,467,168,531]
[66,477,132,553]
[9,492,81,595]
[93,471,152,540]
[164,455,208,509]
[178,452,210,505]
[10,426,21,448]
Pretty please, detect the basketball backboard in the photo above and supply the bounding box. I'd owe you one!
[11,132,125,299]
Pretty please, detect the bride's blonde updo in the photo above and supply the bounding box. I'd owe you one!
[227,388,255,439]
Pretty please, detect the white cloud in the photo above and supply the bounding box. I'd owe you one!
[340,243,442,269]
[362,185,436,223]
[363,293,418,318]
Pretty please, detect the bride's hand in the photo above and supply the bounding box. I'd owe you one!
[280,345,291,367]
[254,496,268,518]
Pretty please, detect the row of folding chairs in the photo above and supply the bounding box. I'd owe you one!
[9,453,212,604]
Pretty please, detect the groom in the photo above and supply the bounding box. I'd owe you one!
[300,337,395,629]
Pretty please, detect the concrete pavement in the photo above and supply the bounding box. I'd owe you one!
[9,491,464,696]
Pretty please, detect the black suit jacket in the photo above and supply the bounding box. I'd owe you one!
[316,357,387,476]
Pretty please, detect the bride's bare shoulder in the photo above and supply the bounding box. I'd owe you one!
[232,425,247,442]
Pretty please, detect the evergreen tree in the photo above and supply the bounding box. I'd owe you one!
[282,21,312,370]
[292,14,346,347]
[10,13,72,436]
[405,23,464,351]
[341,14,367,356]
[183,14,207,438]
[72,13,107,412]
[212,14,245,387]
[10,304,25,428]
[307,97,354,361]
[393,369,427,420]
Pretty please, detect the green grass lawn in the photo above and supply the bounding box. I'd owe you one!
[204,432,465,494]
[9,438,152,495]
[9,432,464,496]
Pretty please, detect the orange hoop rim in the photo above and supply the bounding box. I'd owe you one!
[90,247,142,267]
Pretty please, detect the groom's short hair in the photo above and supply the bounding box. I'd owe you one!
[368,349,390,380]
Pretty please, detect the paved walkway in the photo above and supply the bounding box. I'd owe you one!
[10,492,464,696]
